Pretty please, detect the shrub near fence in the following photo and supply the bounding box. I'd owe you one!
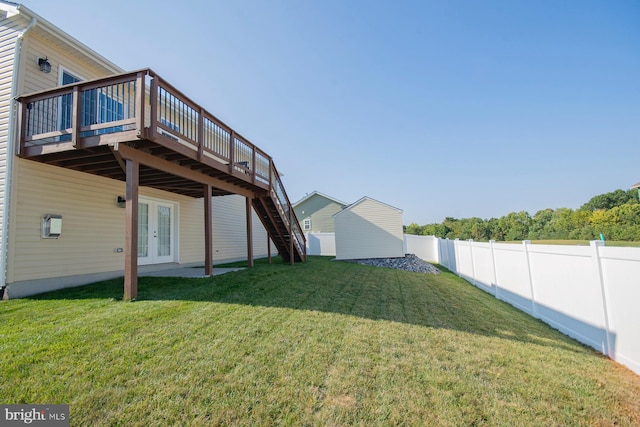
[404,235,640,377]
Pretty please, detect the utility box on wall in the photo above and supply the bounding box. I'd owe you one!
[41,214,62,239]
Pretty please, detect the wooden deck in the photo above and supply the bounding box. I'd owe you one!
[16,68,306,298]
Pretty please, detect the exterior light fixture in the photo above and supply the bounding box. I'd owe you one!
[37,56,51,73]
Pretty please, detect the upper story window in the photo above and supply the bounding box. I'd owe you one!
[60,70,82,137]
[303,218,311,231]
[60,68,124,137]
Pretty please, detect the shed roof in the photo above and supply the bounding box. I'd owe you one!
[333,196,403,218]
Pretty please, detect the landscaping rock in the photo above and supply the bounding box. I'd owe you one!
[346,254,440,274]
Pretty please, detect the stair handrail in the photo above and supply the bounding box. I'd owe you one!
[270,162,306,260]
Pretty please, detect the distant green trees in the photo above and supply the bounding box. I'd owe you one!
[405,189,640,241]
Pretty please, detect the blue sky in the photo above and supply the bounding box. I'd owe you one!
[23,0,639,224]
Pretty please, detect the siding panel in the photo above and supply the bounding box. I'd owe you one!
[8,160,204,282]
[211,194,273,263]
[334,198,404,260]
[293,194,345,233]
[0,13,28,279]
[8,160,275,284]
[21,32,116,95]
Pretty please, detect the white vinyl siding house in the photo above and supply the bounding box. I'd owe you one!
[0,2,277,298]
[0,9,31,287]
[333,197,404,260]
[7,156,275,298]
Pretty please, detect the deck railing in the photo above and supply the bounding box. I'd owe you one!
[17,68,305,258]
[19,71,141,148]
[271,163,306,260]
[16,69,274,186]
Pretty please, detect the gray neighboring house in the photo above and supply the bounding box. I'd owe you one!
[293,191,347,233]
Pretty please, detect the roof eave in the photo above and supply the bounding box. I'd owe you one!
[15,3,123,74]
[293,191,347,208]
[333,196,403,218]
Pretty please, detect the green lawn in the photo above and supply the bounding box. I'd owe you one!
[1,257,639,426]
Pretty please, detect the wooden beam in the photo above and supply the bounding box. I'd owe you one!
[124,159,139,300]
[114,143,254,198]
[109,146,126,173]
[246,197,254,267]
[204,184,213,276]
[21,130,141,157]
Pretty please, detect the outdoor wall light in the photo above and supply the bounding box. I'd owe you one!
[37,56,51,73]
[116,195,126,208]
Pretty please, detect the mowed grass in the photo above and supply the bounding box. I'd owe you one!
[1,257,639,426]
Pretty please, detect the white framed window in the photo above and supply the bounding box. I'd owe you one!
[59,67,126,138]
[59,68,83,139]
[303,218,311,231]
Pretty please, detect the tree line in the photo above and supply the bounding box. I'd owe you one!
[405,189,640,241]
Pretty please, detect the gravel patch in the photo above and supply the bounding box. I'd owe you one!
[345,254,440,274]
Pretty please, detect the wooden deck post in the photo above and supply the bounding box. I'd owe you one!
[197,107,204,161]
[149,73,158,140]
[229,131,235,175]
[246,197,254,267]
[136,71,146,137]
[204,184,213,276]
[124,159,139,300]
[71,86,80,147]
[15,99,25,156]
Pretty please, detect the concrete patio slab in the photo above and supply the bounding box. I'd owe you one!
[139,267,244,279]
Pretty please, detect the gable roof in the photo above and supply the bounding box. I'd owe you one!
[292,191,347,208]
[333,196,402,218]
[1,1,122,74]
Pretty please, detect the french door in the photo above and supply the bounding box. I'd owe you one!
[138,199,176,265]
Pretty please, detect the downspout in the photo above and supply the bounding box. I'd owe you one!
[1,15,37,299]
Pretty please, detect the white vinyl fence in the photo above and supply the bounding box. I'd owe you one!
[405,235,640,377]
[306,232,640,376]
[305,232,337,256]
